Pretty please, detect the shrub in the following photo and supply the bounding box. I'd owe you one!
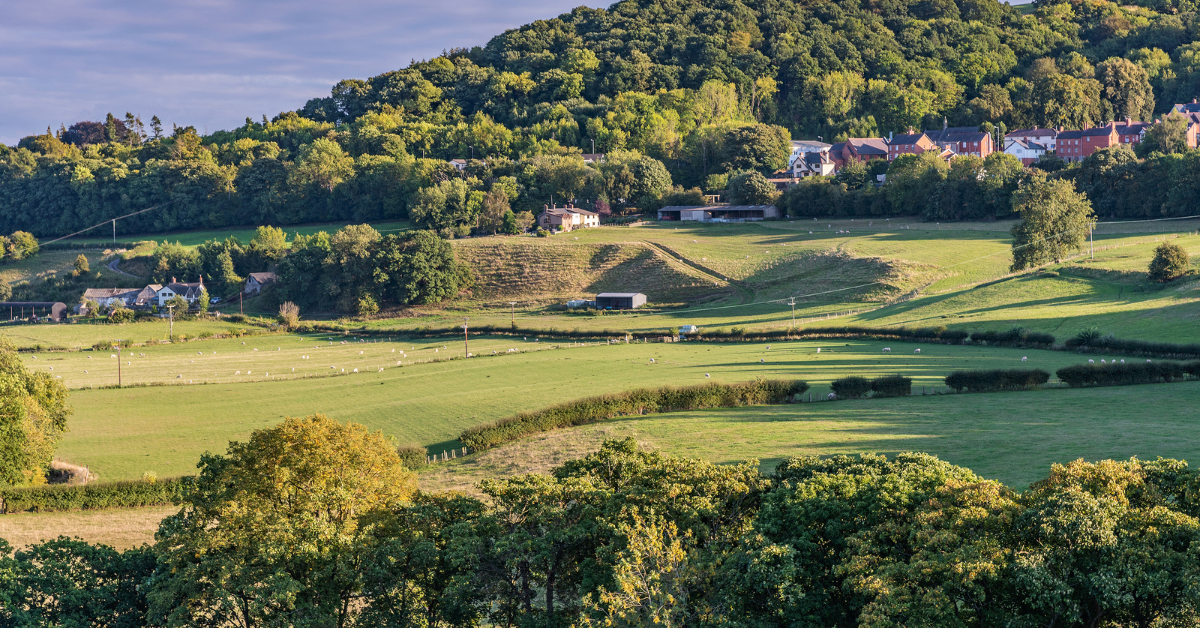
[870,375,912,397]
[107,308,135,324]
[395,445,428,470]
[945,369,1051,392]
[1056,361,1196,388]
[1148,242,1189,282]
[0,477,189,514]
[1064,333,1200,359]
[460,380,808,450]
[92,340,113,351]
[278,301,300,328]
[831,376,872,399]
[970,328,1056,347]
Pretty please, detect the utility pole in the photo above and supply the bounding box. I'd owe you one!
[116,340,122,387]
[1090,225,1094,259]
[112,219,116,245]
[788,297,796,330]
[166,304,175,340]
[463,317,469,358]
[240,290,243,315]
[509,301,517,328]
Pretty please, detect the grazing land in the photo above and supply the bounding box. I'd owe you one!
[6,217,1200,548]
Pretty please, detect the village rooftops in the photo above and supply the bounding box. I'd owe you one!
[926,126,988,142]
[844,138,888,155]
[889,132,928,145]
[1006,127,1059,138]
[791,140,832,152]
[82,288,139,299]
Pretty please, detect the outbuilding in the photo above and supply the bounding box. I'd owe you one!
[0,302,68,322]
[595,292,647,309]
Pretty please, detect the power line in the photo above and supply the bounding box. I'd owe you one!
[10,204,168,258]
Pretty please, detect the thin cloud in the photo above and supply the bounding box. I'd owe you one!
[0,0,607,143]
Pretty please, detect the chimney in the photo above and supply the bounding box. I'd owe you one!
[198,275,204,285]
[171,276,176,283]
[1125,116,1132,125]
[1193,98,1197,104]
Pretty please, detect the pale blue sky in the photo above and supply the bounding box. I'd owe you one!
[0,0,605,144]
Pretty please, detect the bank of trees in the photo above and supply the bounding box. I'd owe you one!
[0,340,70,486]
[4,422,1200,627]
[13,0,1200,235]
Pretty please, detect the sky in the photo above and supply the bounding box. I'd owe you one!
[0,0,607,144]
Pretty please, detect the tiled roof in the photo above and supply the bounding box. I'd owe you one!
[82,288,139,299]
[1007,128,1058,138]
[848,138,888,155]
[889,133,927,145]
[247,272,277,283]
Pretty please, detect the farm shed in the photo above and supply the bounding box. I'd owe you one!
[0,302,68,322]
[595,293,647,309]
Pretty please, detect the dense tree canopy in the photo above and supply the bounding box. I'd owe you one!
[10,0,1200,235]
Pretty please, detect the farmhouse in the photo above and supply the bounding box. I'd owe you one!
[244,272,277,294]
[156,277,206,307]
[595,292,646,309]
[537,205,600,231]
[82,288,141,308]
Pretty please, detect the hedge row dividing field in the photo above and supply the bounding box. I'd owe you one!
[0,478,188,514]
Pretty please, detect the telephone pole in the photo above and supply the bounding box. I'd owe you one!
[116,340,123,387]
[463,317,469,357]
[166,304,175,340]
[509,301,517,327]
[788,297,797,330]
[1090,225,1094,259]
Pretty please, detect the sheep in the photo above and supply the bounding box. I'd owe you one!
[87,356,92,359]
[914,348,921,354]
[378,368,383,372]
[1089,359,1095,363]
[705,373,710,378]
[359,351,363,354]
[353,368,359,373]
[236,371,241,375]
[111,354,117,358]
[197,351,202,355]
[1121,359,1125,364]
[1101,359,1106,364]
[767,345,771,350]
[176,375,182,379]
[84,370,87,373]
[48,366,53,370]
[331,366,336,369]
[1021,356,1028,362]
[827,392,836,400]
[253,348,258,351]
[816,348,821,353]
[649,358,655,363]
[883,348,891,353]
[760,359,765,362]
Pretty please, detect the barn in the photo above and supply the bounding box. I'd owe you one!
[595,293,647,309]
[0,302,68,322]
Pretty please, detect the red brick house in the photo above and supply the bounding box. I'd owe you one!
[1115,118,1152,147]
[828,138,888,171]
[887,131,936,161]
[1056,124,1118,162]
[925,126,994,158]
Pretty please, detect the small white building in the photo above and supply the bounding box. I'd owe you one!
[1004,138,1049,165]
[1004,128,1058,152]
[448,159,468,172]
[788,140,832,168]
[156,278,206,307]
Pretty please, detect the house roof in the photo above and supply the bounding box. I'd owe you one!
[1006,127,1058,138]
[82,288,139,299]
[1057,129,1084,139]
[542,207,597,217]
[926,127,988,143]
[889,133,928,145]
[791,140,832,152]
[596,293,646,298]
[1005,138,1048,151]
[1116,122,1152,134]
[1081,124,1116,136]
[163,281,204,297]
[248,272,277,283]
[847,138,888,155]
[581,153,605,162]
[1174,102,1200,114]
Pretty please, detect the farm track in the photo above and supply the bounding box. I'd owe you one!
[639,241,753,304]
[106,257,140,278]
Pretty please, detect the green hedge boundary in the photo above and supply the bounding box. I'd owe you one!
[945,369,1051,393]
[1056,361,1200,388]
[0,477,190,514]
[460,380,809,451]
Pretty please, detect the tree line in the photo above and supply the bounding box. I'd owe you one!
[2,418,1199,627]
[10,0,1200,236]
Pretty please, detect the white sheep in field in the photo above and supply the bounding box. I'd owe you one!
[1121,359,1125,364]
[883,348,891,353]
[1101,359,1107,364]
[827,392,837,400]
[353,368,358,373]
[705,373,710,378]
[110,354,116,358]
[236,371,241,375]
[1021,356,1028,362]
[1089,359,1095,364]
[176,375,181,379]
[48,366,52,370]
[378,368,383,372]
[817,348,821,353]
[914,348,921,354]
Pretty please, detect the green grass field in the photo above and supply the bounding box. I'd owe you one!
[423,381,1200,492]
[46,338,1133,482]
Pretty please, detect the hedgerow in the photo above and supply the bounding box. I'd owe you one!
[0,477,190,514]
[460,380,809,450]
[945,369,1051,392]
[870,375,913,398]
[1056,361,1200,388]
[396,445,428,470]
[831,376,872,399]
[1066,331,1200,360]
[970,328,1055,347]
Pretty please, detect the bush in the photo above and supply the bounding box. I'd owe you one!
[1064,332,1200,359]
[107,309,135,324]
[92,340,114,351]
[461,380,808,450]
[831,376,872,399]
[1148,242,1189,282]
[945,369,1051,392]
[1056,361,1197,388]
[870,375,912,397]
[396,445,428,470]
[970,328,1056,347]
[0,477,189,514]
